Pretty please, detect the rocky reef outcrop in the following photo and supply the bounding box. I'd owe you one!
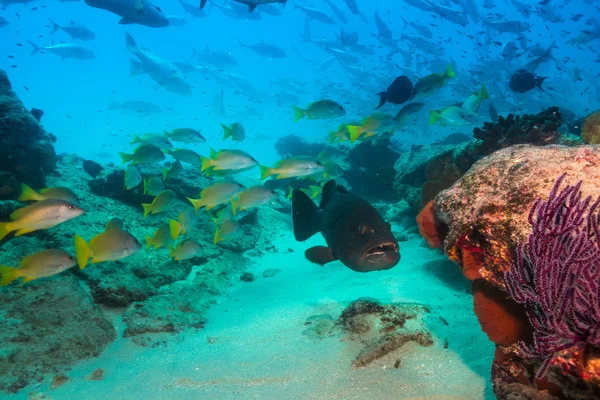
[0,69,56,197]
[418,144,600,398]
[582,109,600,144]
[394,107,583,211]
[0,274,116,393]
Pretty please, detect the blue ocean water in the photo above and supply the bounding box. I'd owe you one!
[0,0,599,398]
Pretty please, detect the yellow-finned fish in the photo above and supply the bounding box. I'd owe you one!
[141,189,177,218]
[429,106,471,127]
[119,144,166,165]
[164,128,206,144]
[231,186,278,216]
[164,148,202,166]
[214,218,242,244]
[461,83,490,116]
[168,208,195,240]
[292,99,346,122]
[346,112,397,143]
[163,160,183,181]
[0,249,77,285]
[169,239,202,261]
[130,133,173,149]
[0,199,84,242]
[200,148,258,176]
[124,165,142,190]
[145,223,172,249]
[18,183,80,206]
[187,180,245,213]
[221,122,246,142]
[143,177,164,196]
[259,156,325,180]
[74,218,141,269]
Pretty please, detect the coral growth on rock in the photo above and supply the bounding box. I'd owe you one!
[582,109,600,144]
[0,69,56,196]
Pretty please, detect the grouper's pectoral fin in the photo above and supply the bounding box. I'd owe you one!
[305,246,336,266]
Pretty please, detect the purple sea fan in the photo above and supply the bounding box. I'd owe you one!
[505,173,600,379]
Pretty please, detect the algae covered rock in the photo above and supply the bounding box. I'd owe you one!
[0,274,115,393]
[582,109,600,144]
[0,69,56,193]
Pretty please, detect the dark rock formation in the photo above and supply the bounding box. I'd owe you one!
[82,159,104,178]
[0,69,56,195]
[394,107,583,211]
[0,274,115,393]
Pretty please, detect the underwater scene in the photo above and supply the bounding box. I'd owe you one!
[0,0,600,399]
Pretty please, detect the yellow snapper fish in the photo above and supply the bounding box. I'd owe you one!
[143,177,165,196]
[164,148,202,167]
[328,123,352,143]
[259,156,325,180]
[411,63,456,101]
[221,122,246,142]
[119,144,166,165]
[429,106,471,127]
[292,99,346,122]
[346,112,398,143]
[163,160,183,181]
[394,102,425,126]
[0,199,84,242]
[18,183,80,206]
[212,207,235,226]
[164,128,206,144]
[170,239,203,261]
[231,186,278,216]
[145,223,172,249]
[461,83,490,116]
[74,218,141,269]
[141,189,178,218]
[130,133,173,150]
[168,208,195,240]
[286,185,321,200]
[322,161,344,179]
[0,249,77,285]
[214,218,242,244]
[200,148,258,176]
[187,180,245,213]
[124,165,142,190]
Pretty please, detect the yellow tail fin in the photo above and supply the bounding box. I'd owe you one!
[162,167,168,181]
[346,125,363,143]
[221,123,232,140]
[429,109,440,125]
[169,219,182,240]
[258,165,273,181]
[213,226,221,245]
[231,197,239,216]
[444,63,456,79]
[118,152,131,164]
[74,234,91,270]
[141,203,153,218]
[328,131,338,144]
[169,246,175,260]
[292,106,305,123]
[200,156,212,172]
[480,83,489,100]
[0,266,19,286]
[145,236,154,249]
[130,133,141,144]
[0,222,12,242]
[17,183,41,202]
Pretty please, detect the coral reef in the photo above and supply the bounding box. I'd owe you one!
[0,69,56,196]
[0,274,115,393]
[394,107,583,211]
[582,109,600,144]
[424,144,600,399]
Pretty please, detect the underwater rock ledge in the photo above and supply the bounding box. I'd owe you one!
[0,69,56,195]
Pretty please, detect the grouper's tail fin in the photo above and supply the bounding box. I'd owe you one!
[291,189,321,241]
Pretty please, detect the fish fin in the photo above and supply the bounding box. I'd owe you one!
[162,167,168,181]
[209,147,219,159]
[119,17,134,25]
[141,203,153,218]
[319,180,341,209]
[444,63,456,79]
[143,179,148,195]
[21,276,36,283]
[0,222,11,242]
[231,197,239,216]
[247,4,257,12]
[291,189,322,241]
[169,219,182,240]
[106,218,123,231]
[309,185,321,198]
[48,18,60,35]
[346,125,362,143]
[535,76,547,92]
[286,187,293,200]
[118,152,131,164]
[221,123,232,140]
[213,225,221,245]
[14,228,35,237]
[376,91,387,109]
[258,165,274,181]
[27,40,40,56]
[480,83,490,100]
[90,258,102,264]
[305,246,336,266]
[0,266,19,286]
[17,183,40,202]
[292,106,305,122]
[130,133,141,144]
[199,0,208,10]
[169,246,175,259]
[129,60,144,77]
[187,197,203,214]
[428,109,440,125]
[145,236,153,249]
[328,131,338,144]
[237,37,246,48]
[200,156,212,172]
[74,234,90,270]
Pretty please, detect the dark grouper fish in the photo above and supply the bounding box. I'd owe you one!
[292,180,400,273]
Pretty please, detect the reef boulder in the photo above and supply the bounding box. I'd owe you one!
[0,69,56,195]
[582,109,600,144]
[0,274,115,393]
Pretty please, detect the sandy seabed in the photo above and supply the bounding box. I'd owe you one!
[8,232,495,400]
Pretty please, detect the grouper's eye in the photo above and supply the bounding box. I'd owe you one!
[359,224,374,234]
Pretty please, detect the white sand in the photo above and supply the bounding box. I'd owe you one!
[9,233,495,400]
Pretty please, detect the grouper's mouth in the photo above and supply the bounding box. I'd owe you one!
[358,241,400,272]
